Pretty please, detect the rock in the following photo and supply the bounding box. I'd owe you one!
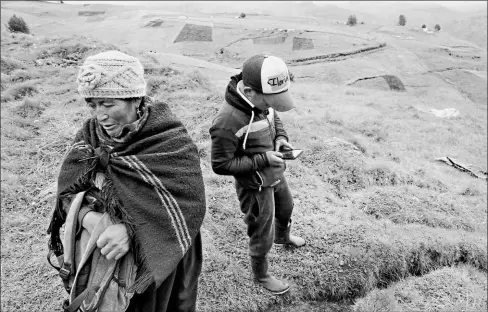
[430,108,459,118]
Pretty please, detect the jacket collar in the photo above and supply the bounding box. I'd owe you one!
[224,73,266,116]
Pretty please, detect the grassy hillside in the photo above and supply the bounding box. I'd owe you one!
[1,2,487,312]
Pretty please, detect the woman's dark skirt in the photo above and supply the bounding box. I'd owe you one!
[126,232,203,312]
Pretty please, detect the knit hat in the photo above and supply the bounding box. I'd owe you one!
[242,54,294,112]
[77,50,146,98]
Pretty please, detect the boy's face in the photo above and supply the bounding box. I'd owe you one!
[243,87,269,111]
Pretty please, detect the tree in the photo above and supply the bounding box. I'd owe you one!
[346,15,357,26]
[421,24,426,28]
[239,13,246,18]
[5,14,30,34]
[434,24,441,31]
[398,14,406,26]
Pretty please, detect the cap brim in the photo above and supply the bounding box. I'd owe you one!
[264,90,295,112]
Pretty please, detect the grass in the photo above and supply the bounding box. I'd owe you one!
[1,80,39,102]
[1,19,487,312]
[353,265,487,312]
[1,55,26,74]
[9,68,41,82]
[174,24,213,43]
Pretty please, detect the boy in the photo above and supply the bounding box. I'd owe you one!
[209,54,305,295]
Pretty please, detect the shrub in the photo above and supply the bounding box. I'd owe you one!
[240,13,246,18]
[5,15,30,34]
[422,24,426,28]
[434,24,441,31]
[398,14,406,26]
[347,15,357,26]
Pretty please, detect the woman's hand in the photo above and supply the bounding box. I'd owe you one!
[70,140,94,160]
[97,224,130,261]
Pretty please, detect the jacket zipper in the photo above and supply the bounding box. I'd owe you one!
[265,112,275,148]
[254,112,274,193]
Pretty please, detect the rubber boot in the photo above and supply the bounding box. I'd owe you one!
[250,256,290,295]
[274,219,306,247]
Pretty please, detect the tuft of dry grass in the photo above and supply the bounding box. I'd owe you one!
[1,80,40,102]
[352,185,487,232]
[353,265,487,312]
[9,68,40,82]
[1,56,27,74]
[1,73,10,91]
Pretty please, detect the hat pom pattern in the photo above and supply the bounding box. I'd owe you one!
[77,64,104,91]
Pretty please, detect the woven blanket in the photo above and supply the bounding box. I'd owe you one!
[48,99,206,293]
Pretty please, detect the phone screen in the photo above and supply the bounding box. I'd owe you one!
[282,149,303,160]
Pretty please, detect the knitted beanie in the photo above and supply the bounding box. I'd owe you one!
[77,50,146,98]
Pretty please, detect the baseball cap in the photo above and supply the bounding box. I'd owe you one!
[242,54,295,112]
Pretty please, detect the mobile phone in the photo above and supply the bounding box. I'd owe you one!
[281,149,303,160]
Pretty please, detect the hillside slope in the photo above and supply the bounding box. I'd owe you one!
[1,2,487,312]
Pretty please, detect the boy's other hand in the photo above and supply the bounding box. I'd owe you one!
[266,151,284,167]
[275,139,293,152]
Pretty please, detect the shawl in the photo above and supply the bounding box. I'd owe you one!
[47,98,206,293]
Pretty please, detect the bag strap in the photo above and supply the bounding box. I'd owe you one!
[63,285,100,312]
[47,249,61,271]
[116,254,130,287]
[60,191,87,282]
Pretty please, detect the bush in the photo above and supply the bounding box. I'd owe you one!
[239,13,246,18]
[434,24,441,31]
[398,14,406,26]
[5,15,30,34]
[422,24,426,28]
[347,15,357,26]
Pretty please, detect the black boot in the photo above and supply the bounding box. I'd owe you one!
[250,256,290,295]
[274,219,306,247]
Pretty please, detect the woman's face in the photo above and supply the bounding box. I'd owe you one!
[86,98,139,137]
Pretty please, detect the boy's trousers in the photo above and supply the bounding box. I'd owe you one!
[235,176,294,257]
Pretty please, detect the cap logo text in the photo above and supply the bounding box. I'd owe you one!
[267,72,289,91]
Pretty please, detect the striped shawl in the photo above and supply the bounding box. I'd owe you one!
[47,99,206,293]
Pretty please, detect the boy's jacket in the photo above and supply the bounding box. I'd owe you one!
[210,73,289,190]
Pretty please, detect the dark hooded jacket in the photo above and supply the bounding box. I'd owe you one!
[209,73,289,189]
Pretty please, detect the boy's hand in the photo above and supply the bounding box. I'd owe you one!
[266,151,284,167]
[275,139,293,152]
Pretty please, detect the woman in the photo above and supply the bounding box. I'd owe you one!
[47,50,206,311]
